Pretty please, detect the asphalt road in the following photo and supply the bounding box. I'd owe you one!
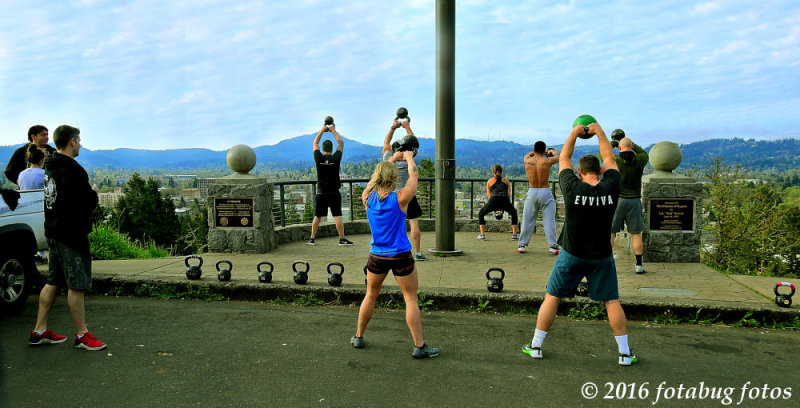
[1,296,798,407]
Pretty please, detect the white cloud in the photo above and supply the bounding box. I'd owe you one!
[694,2,720,14]
[0,0,798,149]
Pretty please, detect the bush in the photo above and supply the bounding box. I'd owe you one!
[89,224,169,260]
[703,159,800,278]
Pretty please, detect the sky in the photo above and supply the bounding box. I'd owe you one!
[1,0,798,151]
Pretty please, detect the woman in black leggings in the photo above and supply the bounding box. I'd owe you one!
[477,164,519,240]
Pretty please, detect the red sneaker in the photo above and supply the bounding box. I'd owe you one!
[74,332,107,351]
[28,329,67,345]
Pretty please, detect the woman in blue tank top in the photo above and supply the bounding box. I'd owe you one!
[350,151,439,359]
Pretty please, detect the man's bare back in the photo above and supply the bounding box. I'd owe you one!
[524,150,559,188]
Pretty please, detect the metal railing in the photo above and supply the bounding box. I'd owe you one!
[273,178,561,227]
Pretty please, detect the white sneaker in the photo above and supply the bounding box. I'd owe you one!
[548,245,560,255]
[476,234,486,240]
[635,265,646,274]
[618,350,638,366]
[517,245,527,253]
[522,345,543,359]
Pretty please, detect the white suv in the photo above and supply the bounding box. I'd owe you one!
[0,188,46,315]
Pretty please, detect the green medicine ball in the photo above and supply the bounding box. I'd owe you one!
[573,114,597,139]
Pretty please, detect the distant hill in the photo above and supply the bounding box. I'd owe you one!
[2,136,798,174]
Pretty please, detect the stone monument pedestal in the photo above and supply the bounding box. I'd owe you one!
[206,145,278,253]
[641,142,702,263]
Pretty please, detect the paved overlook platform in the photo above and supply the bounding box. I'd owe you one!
[44,230,800,322]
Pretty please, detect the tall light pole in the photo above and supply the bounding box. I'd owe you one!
[432,0,462,256]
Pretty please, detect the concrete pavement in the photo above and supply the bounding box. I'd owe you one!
[56,230,800,322]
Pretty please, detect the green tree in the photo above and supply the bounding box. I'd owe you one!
[417,158,435,217]
[175,200,208,255]
[302,200,314,223]
[111,173,180,249]
[285,203,301,225]
[352,184,367,220]
[704,159,799,278]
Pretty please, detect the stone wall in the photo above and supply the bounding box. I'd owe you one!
[641,180,703,263]
[207,181,278,253]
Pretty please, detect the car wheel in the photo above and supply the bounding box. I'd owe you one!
[0,254,33,316]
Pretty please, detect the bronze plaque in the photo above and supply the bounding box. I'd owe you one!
[649,198,694,231]
[214,198,254,228]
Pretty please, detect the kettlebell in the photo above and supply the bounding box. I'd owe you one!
[611,128,625,141]
[185,255,203,280]
[293,260,310,285]
[486,267,505,293]
[572,114,597,139]
[774,282,795,308]
[398,134,420,152]
[396,107,409,120]
[216,260,232,282]
[327,262,344,287]
[576,281,590,297]
[494,211,504,220]
[363,264,369,285]
[257,261,274,283]
[324,115,334,128]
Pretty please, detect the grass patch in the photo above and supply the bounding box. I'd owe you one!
[293,293,325,306]
[567,303,607,320]
[132,282,226,301]
[90,224,169,260]
[461,298,494,313]
[418,294,437,311]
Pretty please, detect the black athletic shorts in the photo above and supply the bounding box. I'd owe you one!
[47,238,92,290]
[366,252,416,277]
[406,196,422,220]
[314,192,343,217]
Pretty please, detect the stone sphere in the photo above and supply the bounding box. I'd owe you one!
[649,141,682,172]
[226,144,257,174]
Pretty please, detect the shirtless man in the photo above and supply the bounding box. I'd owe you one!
[518,141,559,254]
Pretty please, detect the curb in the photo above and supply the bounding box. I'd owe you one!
[89,275,800,326]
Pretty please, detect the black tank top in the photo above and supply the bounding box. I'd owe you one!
[490,176,508,197]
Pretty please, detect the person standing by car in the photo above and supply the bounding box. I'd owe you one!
[28,125,105,351]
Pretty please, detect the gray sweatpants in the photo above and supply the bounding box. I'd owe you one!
[519,188,557,247]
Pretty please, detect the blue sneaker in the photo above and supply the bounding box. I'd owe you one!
[412,344,439,359]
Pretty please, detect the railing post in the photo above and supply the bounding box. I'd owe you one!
[349,182,354,221]
[469,181,474,219]
[428,180,434,217]
[511,180,516,208]
[279,184,286,227]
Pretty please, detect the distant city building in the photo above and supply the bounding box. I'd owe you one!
[197,178,215,197]
[98,187,124,207]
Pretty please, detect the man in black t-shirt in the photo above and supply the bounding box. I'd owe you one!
[307,124,353,246]
[522,121,638,366]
